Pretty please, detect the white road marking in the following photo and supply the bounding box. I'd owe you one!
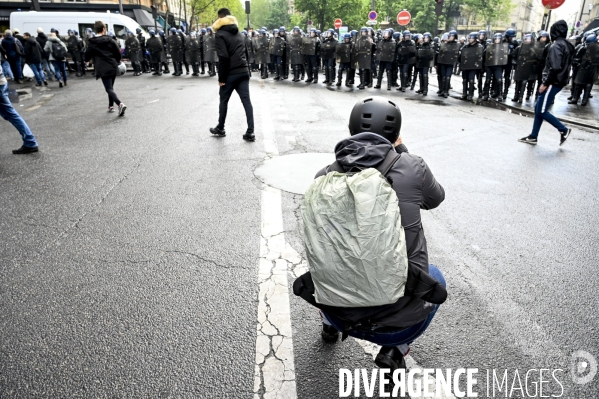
[253,94,299,399]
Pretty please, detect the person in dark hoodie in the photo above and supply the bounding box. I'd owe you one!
[1,30,23,83]
[36,28,56,82]
[209,8,254,142]
[294,96,446,374]
[22,32,47,86]
[85,21,126,116]
[519,20,574,146]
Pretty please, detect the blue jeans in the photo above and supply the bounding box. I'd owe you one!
[438,64,453,77]
[323,265,446,347]
[29,63,44,84]
[530,85,567,138]
[0,84,38,148]
[42,59,55,80]
[217,72,254,133]
[8,57,22,80]
[1,60,14,79]
[51,60,67,82]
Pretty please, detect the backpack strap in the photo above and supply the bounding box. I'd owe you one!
[375,149,401,177]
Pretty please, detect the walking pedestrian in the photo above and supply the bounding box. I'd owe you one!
[84,21,126,116]
[519,20,574,146]
[36,27,55,81]
[1,30,24,83]
[44,31,68,87]
[22,32,47,87]
[209,8,254,141]
[0,63,39,154]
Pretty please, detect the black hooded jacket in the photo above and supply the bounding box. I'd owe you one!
[85,35,121,79]
[213,16,249,82]
[542,20,575,87]
[293,133,446,330]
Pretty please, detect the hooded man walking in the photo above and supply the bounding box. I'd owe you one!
[209,8,255,142]
[519,20,574,146]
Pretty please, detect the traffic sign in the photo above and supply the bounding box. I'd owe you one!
[368,11,377,20]
[334,18,342,29]
[541,0,565,9]
[576,20,581,28]
[397,10,411,26]
[366,20,377,25]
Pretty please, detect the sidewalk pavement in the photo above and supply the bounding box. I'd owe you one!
[431,72,599,131]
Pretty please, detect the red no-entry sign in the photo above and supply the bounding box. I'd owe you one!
[334,18,342,29]
[397,10,411,26]
[542,0,565,9]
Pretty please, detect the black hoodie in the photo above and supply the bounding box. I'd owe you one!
[213,16,248,82]
[85,35,121,79]
[294,133,446,330]
[542,20,575,87]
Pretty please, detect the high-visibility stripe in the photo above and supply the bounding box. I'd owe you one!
[542,85,552,113]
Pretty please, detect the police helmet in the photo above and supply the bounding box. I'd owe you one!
[273,29,279,35]
[433,36,439,43]
[158,30,165,36]
[493,33,503,42]
[200,28,207,34]
[538,30,549,38]
[149,29,155,36]
[242,30,247,35]
[586,34,597,44]
[328,28,335,34]
[293,26,300,32]
[136,28,142,34]
[343,33,351,40]
[176,29,182,34]
[348,97,402,143]
[423,32,432,39]
[74,30,79,36]
[448,30,457,39]
[505,28,516,37]
[316,30,321,35]
[68,29,73,34]
[279,26,286,32]
[393,32,400,40]
[414,34,423,42]
[169,27,177,34]
[523,33,532,43]
[403,30,411,37]
[468,32,478,40]
[351,30,358,36]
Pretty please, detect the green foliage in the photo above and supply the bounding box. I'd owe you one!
[265,0,290,28]
[294,0,369,31]
[190,0,245,27]
[249,0,270,29]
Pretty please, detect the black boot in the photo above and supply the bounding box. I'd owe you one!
[300,66,305,80]
[422,74,428,96]
[438,76,446,97]
[336,69,342,87]
[374,68,383,89]
[322,66,329,84]
[467,80,475,101]
[312,67,318,83]
[482,77,491,101]
[526,81,535,101]
[201,62,205,74]
[274,65,281,80]
[410,72,417,90]
[348,68,355,85]
[442,76,450,98]
[331,67,336,86]
[400,73,407,92]
[386,70,392,91]
[368,70,374,88]
[437,73,443,94]
[503,78,510,99]
[568,84,581,104]
[321,323,339,343]
[305,67,313,83]
[581,84,592,106]
[358,70,365,89]
[461,79,468,99]
[375,346,406,372]
[496,79,504,102]
[185,63,190,75]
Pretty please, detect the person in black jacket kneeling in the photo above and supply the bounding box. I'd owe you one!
[85,21,126,116]
[209,8,255,142]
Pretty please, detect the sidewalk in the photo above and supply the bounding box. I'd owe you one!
[432,72,599,131]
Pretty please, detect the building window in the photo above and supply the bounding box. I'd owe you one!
[66,0,88,2]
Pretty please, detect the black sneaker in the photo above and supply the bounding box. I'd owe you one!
[560,128,572,146]
[242,131,256,142]
[518,136,537,145]
[12,145,39,154]
[59,81,63,88]
[210,127,226,137]
[321,323,339,343]
[43,80,48,86]
[118,103,127,117]
[375,346,407,372]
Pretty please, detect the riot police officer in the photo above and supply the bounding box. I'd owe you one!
[335,33,353,87]
[355,27,374,89]
[569,33,597,106]
[136,27,150,73]
[177,29,189,75]
[415,32,434,95]
[203,27,218,77]
[397,30,416,92]
[482,33,508,102]
[67,29,84,77]
[125,31,142,76]
[302,29,320,83]
[511,34,534,103]
[435,30,460,98]
[459,32,484,101]
[288,27,304,82]
[255,29,270,79]
[186,31,201,76]
[269,29,286,80]
[199,28,207,74]
[319,29,337,86]
[502,28,517,99]
[158,30,170,74]
[166,28,182,76]
[146,29,163,75]
[374,29,395,90]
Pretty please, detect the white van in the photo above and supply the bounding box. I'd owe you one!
[10,11,149,49]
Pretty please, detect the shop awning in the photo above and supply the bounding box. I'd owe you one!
[133,9,157,27]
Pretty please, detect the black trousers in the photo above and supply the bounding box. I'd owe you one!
[217,72,254,133]
[101,75,121,107]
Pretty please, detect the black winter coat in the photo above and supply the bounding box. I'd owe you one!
[85,35,121,79]
[213,16,248,82]
[36,33,49,59]
[542,20,575,87]
[23,37,43,64]
[294,133,446,330]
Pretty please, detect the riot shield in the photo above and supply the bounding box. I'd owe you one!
[513,42,538,80]
[376,40,396,62]
[256,36,270,64]
[485,42,509,67]
[270,37,285,56]
[355,37,372,69]
[301,37,316,56]
[460,46,483,70]
[397,46,416,64]
[575,44,599,85]
[336,43,352,63]
[437,41,460,65]
[289,36,303,64]
[320,40,337,59]
[416,48,434,68]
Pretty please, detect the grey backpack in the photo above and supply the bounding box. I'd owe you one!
[301,150,409,308]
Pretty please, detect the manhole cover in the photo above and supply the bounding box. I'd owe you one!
[254,153,335,195]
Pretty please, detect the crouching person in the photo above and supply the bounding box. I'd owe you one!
[294,96,447,373]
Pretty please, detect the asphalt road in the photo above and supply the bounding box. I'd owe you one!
[1,71,598,399]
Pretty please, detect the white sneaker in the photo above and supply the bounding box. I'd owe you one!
[118,103,127,117]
